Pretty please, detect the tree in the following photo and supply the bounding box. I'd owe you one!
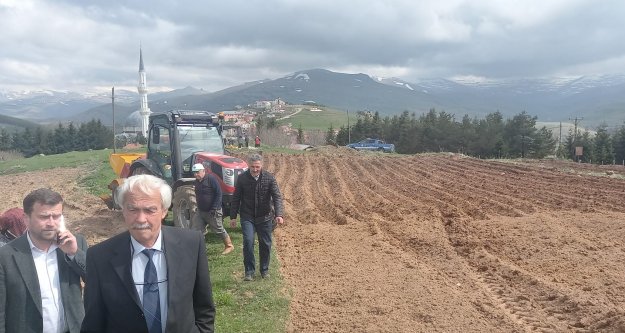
[18,127,36,157]
[67,122,78,151]
[255,116,264,134]
[473,112,504,158]
[54,123,69,153]
[503,111,538,158]
[613,124,625,164]
[325,124,336,145]
[531,127,557,158]
[297,124,304,144]
[266,117,277,129]
[578,130,594,163]
[0,128,12,151]
[593,124,613,164]
[335,126,349,145]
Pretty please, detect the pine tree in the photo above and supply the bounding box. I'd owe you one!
[325,124,336,145]
[593,124,613,164]
[0,128,12,151]
[613,124,625,164]
[297,124,304,144]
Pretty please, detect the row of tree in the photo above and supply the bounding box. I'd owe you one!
[325,109,625,163]
[559,124,625,164]
[0,120,113,157]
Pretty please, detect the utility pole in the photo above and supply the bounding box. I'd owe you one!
[112,87,116,153]
[347,109,351,144]
[559,122,562,149]
[569,116,583,162]
[569,116,583,144]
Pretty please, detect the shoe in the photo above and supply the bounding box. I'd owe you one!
[261,272,270,279]
[243,274,253,281]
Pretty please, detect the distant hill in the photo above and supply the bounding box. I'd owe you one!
[2,69,625,128]
[0,114,40,130]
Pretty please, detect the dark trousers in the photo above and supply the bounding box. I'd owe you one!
[240,218,273,275]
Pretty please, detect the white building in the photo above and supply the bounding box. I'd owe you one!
[137,47,151,137]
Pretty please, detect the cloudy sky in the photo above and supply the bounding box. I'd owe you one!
[1,0,624,93]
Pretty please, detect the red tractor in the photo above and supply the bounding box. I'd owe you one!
[106,110,248,228]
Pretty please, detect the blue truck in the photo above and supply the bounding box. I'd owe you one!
[346,138,395,153]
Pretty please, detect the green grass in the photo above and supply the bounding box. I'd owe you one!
[278,106,356,130]
[1,148,291,332]
[0,149,112,175]
[204,227,290,332]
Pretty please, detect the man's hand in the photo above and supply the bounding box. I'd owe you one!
[57,230,78,256]
[229,218,237,228]
[275,216,284,226]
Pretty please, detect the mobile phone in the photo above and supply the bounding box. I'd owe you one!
[57,215,67,244]
[59,215,67,232]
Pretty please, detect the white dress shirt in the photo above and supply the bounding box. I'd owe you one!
[131,231,168,332]
[27,232,66,333]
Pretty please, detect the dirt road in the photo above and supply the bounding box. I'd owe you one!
[2,150,624,332]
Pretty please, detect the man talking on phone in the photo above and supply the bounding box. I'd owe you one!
[0,188,87,333]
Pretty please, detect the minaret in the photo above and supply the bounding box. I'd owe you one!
[137,47,151,138]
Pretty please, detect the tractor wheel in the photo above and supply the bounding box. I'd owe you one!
[110,182,122,210]
[172,185,197,229]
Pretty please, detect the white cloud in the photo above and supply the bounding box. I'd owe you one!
[0,0,624,91]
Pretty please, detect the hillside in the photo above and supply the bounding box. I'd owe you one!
[0,113,41,130]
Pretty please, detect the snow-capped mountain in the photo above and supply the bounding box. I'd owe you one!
[1,69,624,128]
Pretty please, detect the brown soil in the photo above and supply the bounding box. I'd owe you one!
[0,168,126,245]
[3,150,625,332]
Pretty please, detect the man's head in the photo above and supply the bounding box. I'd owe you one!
[247,153,263,177]
[0,207,27,240]
[117,174,171,247]
[192,163,206,181]
[22,188,64,245]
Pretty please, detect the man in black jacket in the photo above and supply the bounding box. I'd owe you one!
[229,153,284,281]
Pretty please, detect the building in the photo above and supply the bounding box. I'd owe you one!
[137,47,151,137]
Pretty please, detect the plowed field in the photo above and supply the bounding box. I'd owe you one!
[264,149,625,333]
[2,150,625,332]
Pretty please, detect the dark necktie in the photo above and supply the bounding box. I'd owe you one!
[142,249,162,333]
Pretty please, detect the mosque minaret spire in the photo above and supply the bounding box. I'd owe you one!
[137,46,151,138]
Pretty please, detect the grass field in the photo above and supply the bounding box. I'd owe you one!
[277,106,357,130]
[0,148,290,332]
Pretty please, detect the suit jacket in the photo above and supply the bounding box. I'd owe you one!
[0,233,88,333]
[81,226,215,333]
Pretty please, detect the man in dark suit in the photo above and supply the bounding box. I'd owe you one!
[0,188,88,333]
[81,174,215,333]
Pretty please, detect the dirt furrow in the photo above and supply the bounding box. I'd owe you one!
[400,157,535,216]
[430,156,625,212]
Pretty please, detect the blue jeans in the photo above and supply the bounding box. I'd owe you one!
[241,217,273,276]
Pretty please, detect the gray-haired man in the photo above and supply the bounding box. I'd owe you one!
[229,153,284,281]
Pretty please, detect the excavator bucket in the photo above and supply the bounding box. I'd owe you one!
[109,153,145,177]
[100,194,115,210]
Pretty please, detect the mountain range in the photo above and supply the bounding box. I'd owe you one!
[1,68,624,129]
